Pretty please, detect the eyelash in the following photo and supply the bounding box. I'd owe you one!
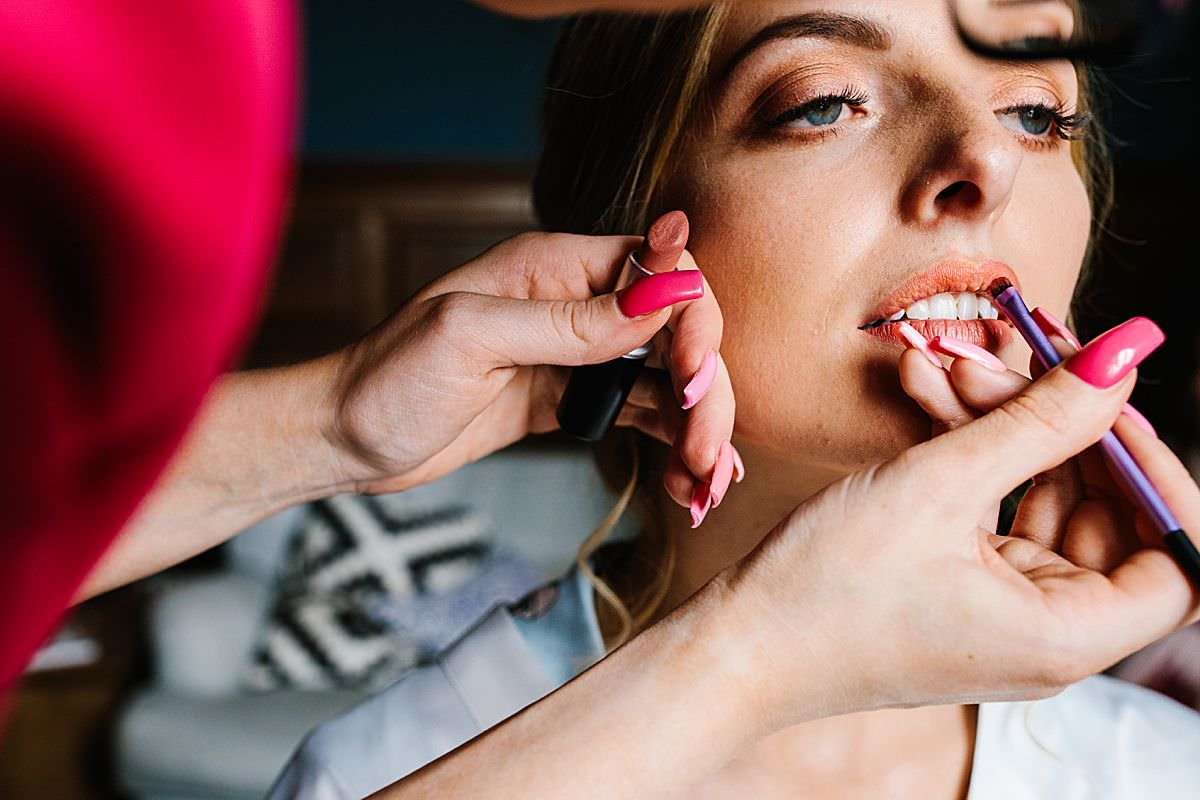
[763,87,869,136]
[760,90,1090,150]
[998,100,1091,150]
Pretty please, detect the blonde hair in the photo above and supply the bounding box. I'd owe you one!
[536,5,1111,648]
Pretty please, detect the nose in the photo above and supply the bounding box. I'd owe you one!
[899,107,1022,228]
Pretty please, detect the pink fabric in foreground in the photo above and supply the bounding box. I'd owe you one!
[0,1,297,693]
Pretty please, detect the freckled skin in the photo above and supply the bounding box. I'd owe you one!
[636,2,1097,794]
[666,0,1089,481]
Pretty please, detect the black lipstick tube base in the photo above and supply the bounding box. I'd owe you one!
[556,354,647,442]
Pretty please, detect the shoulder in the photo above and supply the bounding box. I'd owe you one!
[267,570,601,799]
[973,675,1200,799]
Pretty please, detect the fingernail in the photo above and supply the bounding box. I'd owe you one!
[710,441,735,507]
[928,336,1007,372]
[617,270,704,318]
[897,322,943,369]
[690,482,713,528]
[635,210,689,273]
[731,445,746,483]
[1031,308,1082,349]
[682,350,718,409]
[1066,317,1164,389]
[1122,403,1157,436]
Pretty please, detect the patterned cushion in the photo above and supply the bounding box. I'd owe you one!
[242,493,494,692]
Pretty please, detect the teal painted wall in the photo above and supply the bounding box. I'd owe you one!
[300,0,560,161]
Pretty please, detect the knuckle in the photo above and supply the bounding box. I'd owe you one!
[548,299,596,358]
[1000,386,1074,440]
[424,292,473,336]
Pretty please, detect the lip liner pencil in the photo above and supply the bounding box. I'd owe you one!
[989,279,1200,591]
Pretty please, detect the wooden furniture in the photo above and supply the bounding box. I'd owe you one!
[244,163,537,368]
[0,588,146,800]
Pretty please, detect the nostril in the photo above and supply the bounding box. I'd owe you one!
[936,181,969,201]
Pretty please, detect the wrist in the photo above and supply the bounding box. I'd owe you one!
[230,353,359,503]
[705,560,873,734]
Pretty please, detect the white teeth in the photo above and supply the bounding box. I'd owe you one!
[955,292,978,320]
[927,292,958,320]
[877,291,1002,326]
[905,298,930,320]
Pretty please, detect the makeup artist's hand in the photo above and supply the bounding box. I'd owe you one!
[325,212,737,506]
[719,318,1200,726]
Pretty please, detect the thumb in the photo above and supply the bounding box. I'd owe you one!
[451,269,705,369]
[901,317,1163,514]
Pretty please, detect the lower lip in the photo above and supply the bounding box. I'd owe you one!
[861,319,1012,351]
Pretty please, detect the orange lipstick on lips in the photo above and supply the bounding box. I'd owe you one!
[859,260,1018,352]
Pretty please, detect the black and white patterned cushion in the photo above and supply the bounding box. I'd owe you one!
[242,493,493,692]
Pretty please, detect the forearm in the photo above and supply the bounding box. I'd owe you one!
[77,355,351,601]
[371,579,795,800]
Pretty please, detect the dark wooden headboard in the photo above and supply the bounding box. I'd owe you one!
[243,162,537,368]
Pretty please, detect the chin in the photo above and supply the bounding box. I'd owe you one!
[837,397,933,470]
[742,390,932,476]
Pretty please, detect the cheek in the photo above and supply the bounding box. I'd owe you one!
[1006,163,1090,315]
[676,157,908,468]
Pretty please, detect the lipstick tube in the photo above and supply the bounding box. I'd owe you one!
[556,251,655,442]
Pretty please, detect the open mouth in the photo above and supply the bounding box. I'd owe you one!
[859,290,1001,327]
[859,260,1019,351]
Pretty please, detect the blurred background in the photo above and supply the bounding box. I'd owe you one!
[1,1,1197,797]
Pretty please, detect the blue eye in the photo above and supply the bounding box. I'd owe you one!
[1014,106,1053,135]
[800,99,845,127]
[767,89,868,132]
[996,103,1088,142]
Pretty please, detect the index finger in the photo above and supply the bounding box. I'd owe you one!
[421,231,642,302]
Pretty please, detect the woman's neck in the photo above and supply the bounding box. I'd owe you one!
[657,440,845,613]
[652,441,978,800]
[701,706,978,800]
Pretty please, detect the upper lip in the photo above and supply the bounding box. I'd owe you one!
[863,259,1021,325]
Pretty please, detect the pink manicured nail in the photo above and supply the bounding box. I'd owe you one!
[690,483,713,528]
[731,445,746,483]
[682,350,718,410]
[1066,317,1164,389]
[1034,311,1155,432]
[928,336,1007,372]
[1031,308,1082,349]
[616,270,704,318]
[1121,403,1157,436]
[896,322,942,368]
[710,441,735,507]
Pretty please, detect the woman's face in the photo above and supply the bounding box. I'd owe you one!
[676,0,1091,471]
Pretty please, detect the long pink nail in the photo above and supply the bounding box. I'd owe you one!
[897,322,942,368]
[731,445,746,483]
[1066,317,1164,389]
[1035,311,1156,434]
[690,483,712,528]
[617,270,704,318]
[1031,308,1082,349]
[710,441,735,507]
[928,336,1007,372]
[682,350,718,409]
[1121,403,1157,436]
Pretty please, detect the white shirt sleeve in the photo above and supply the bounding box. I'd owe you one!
[266,607,557,800]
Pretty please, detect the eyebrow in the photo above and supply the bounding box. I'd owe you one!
[718,12,893,84]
